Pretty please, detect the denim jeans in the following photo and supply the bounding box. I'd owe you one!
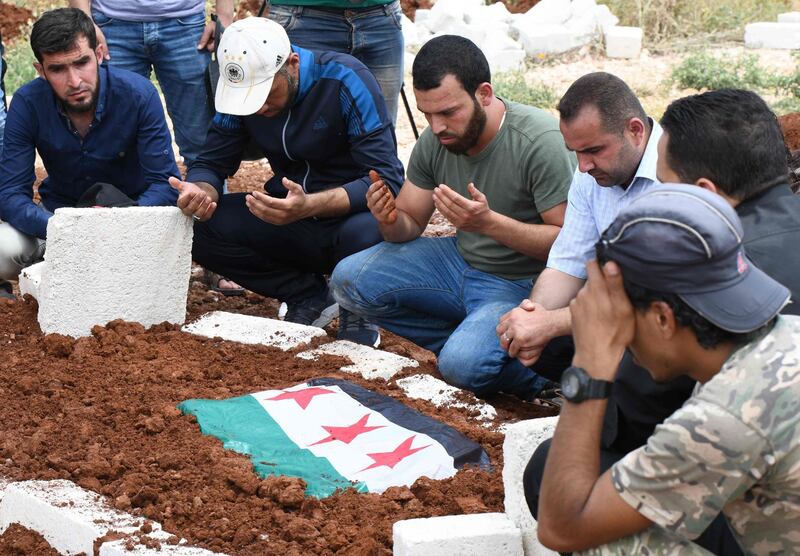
[0,35,6,154]
[268,1,404,124]
[331,237,551,398]
[92,10,213,167]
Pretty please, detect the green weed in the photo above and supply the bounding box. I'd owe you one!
[493,71,558,109]
[603,0,792,43]
[671,52,779,91]
[4,36,37,96]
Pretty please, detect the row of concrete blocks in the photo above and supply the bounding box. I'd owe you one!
[745,12,800,49]
[0,416,557,555]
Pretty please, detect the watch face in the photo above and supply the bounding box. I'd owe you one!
[562,372,580,399]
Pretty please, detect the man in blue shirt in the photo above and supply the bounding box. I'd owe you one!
[170,17,404,333]
[496,72,660,374]
[0,8,179,287]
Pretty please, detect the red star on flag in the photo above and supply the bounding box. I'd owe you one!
[265,386,335,410]
[361,435,430,471]
[310,414,385,446]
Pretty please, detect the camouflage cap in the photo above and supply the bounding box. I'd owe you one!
[597,184,790,333]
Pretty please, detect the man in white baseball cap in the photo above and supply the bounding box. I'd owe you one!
[213,17,291,116]
[169,17,404,341]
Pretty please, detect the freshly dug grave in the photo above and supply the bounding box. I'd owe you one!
[0,295,554,555]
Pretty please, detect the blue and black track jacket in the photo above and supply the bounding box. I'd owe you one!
[186,46,405,213]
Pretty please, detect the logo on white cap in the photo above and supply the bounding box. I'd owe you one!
[225,62,245,84]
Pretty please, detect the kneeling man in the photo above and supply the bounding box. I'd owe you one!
[537,184,797,554]
[0,8,179,290]
[331,35,576,398]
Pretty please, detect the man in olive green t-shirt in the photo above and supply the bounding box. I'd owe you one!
[331,35,576,399]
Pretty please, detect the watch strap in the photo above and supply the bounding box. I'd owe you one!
[584,376,613,399]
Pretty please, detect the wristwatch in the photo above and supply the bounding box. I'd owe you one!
[560,366,613,403]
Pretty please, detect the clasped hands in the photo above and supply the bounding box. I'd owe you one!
[498,260,635,377]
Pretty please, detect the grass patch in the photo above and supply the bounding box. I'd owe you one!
[493,71,558,109]
[671,52,778,91]
[605,0,792,43]
[4,35,37,96]
[671,51,800,115]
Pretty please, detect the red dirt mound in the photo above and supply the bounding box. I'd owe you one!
[0,2,33,43]
[0,296,554,554]
[779,112,800,152]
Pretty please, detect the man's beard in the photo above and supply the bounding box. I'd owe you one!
[438,98,487,155]
[62,68,100,114]
[601,138,641,187]
[273,71,299,118]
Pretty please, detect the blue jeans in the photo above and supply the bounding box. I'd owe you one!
[92,10,212,167]
[268,1,404,124]
[331,237,550,398]
[0,36,6,154]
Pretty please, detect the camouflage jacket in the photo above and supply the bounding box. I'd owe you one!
[611,315,800,554]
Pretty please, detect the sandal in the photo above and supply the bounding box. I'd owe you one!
[203,269,246,297]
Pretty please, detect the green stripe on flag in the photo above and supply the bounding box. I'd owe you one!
[179,395,369,498]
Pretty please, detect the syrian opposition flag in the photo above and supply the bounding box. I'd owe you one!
[179,378,490,498]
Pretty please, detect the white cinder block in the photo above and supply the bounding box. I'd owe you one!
[0,480,151,555]
[100,539,224,556]
[183,311,326,350]
[514,23,578,55]
[396,374,497,422]
[18,261,44,299]
[465,1,512,26]
[502,418,559,556]
[486,48,527,74]
[778,12,800,23]
[745,22,800,49]
[297,340,418,380]
[37,207,193,337]
[402,14,425,47]
[605,25,642,59]
[520,0,571,25]
[594,4,619,33]
[393,513,523,556]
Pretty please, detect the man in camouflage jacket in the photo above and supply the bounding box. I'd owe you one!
[535,184,798,555]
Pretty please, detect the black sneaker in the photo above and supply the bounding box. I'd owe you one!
[283,288,339,328]
[337,308,380,348]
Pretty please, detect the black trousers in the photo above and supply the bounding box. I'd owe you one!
[192,192,383,302]
[522,350,744,556]
[523,438,744,555]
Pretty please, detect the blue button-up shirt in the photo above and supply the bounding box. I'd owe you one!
[547,120,663,279]
[0,64,179,239]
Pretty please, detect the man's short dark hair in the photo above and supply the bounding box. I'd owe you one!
[623,279,774,349]
[31,8,97,64]
[412,35,490,95]
[557,72,646,135]
[660,89,789,201]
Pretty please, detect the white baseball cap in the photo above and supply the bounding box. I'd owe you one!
[215,17,291,116]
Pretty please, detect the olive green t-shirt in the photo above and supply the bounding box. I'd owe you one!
[270,1,392,7]
[407,100,576,281]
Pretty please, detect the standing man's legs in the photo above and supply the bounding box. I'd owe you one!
[92,10,212,167]
[268,2,404,123]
